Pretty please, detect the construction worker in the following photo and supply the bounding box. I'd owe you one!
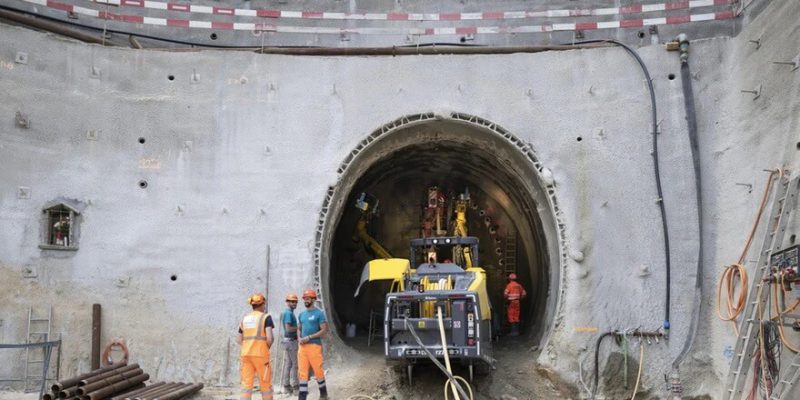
[237,293,274,400]
[504,273,527,336]
[281,293,299,394]
[297,289,328,400]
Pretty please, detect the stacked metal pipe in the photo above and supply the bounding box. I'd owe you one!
[43,363,203,400]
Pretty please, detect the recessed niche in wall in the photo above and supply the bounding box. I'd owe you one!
[39,198,85,251]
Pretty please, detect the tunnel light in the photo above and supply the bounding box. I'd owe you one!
[445,238,451,244]
[433,239,438,244]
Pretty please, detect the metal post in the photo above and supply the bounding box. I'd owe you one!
[91,304,101,370]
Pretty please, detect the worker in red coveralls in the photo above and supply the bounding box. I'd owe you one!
[504,273,527,336]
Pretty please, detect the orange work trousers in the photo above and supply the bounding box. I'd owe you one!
[298,343,326,394]
[240,355,273,400]
[507,300,521,323]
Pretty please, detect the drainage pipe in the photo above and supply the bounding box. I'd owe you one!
[85,373,149,400]
[58,385,80,399]
[78,368,143,395]
[52,363,128,392]
[80,364,139,386]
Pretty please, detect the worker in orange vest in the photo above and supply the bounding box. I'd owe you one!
[237,293,275,400]
[297,289,328,400]
[504,273,527,336]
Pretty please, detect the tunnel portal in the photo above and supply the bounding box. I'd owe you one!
[319,114,561,351]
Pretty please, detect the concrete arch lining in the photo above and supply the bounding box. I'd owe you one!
[314,112,567,351]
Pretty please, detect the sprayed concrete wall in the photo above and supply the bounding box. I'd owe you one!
[0,0,799,397]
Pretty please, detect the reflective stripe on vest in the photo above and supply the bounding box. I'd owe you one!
[242,335,268,340]
[241,311,271,357]
[505,282,525,300]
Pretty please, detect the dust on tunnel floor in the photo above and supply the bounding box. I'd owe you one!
[195,338,578,399]
[326,338,579,400]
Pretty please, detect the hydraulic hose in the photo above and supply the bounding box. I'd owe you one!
[0,3,609,53]
[631,343,645,400]
[573,39,671,331]
[717,170,778,335]
[592,331,617,399]
[672,41,703,371]
[405,318,471,400]
[438,307,461,400]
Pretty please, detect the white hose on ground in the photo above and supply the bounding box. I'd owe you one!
[438,306,460,400]
[577,358,592,398]
[630,343,644,400]
[404,314,471,400]
[444,375,474,400]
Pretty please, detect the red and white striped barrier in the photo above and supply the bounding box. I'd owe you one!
[92,0,734,22]
[25,0,736,35]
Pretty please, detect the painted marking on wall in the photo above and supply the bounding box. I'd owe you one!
[138,158,162,169]
[0,59,15,70]
[723,345,734,360]
[29,0,737,35]
[93,0,734,22]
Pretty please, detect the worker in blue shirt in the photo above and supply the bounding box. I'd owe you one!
[281,293,299,394]
[297,289,328,400]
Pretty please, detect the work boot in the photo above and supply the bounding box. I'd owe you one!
[283,385,293,395]
[319,386,328,399]
[298,390,308,400]
[509,323,520,336]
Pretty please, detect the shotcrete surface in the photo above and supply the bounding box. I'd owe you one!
[1,0,799,398]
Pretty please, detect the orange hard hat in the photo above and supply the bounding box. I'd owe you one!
[286,293,299,302]
[302,289,318,299]
[248,293,266,306]
[508,273,517,280]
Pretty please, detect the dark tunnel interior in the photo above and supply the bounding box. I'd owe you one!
[326,132,553,346]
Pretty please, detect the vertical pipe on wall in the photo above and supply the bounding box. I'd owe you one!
[672,33,704,374]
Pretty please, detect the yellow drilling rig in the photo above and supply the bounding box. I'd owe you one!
[353,188,495,383]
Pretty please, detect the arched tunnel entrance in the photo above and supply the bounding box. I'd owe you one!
[318,113,563,354]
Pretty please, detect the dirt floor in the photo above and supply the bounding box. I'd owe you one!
[310,336,579,400]
[1,337,579,400]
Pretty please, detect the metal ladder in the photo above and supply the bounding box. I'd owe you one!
[724,175,800,399]
[503,230,517,276]
[771,351,800,399]
[24,306,52,392]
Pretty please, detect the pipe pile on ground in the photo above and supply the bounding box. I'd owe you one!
[43,363,204,400]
